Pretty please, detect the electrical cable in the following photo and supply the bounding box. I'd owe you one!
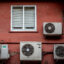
[42,51,53,56]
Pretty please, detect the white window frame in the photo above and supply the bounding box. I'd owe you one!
[11,5,37,32]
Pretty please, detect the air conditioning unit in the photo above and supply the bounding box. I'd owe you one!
[43,22,62,36]
[20,41,42,61]
[0,44,10,60]
[54,44,64,60]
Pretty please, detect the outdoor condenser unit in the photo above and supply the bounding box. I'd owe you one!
[54,44,64,60]
[43,22,62,36]
[20,41,42,61]
[0,44,10,60]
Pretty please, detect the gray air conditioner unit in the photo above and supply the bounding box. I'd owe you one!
[54,44,64,60]
[0,44,10,60]
[43,22,62,36]
[20,41,42,61]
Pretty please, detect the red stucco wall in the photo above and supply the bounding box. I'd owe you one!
[0,2,63,64]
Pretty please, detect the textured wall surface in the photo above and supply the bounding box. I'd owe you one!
[0,2,63,64]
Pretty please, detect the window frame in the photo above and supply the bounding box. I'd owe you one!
[11,5,37,32]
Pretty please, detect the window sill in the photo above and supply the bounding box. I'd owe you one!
[9,31,39,33]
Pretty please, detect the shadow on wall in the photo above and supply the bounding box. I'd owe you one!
[20,61,41,64]
[55,60,64,64]
[44,35,62,40]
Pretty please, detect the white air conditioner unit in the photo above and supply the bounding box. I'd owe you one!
[20,41,42,61]
[43,22,62,36]
[0,44,10,60]
[54,44,64,60]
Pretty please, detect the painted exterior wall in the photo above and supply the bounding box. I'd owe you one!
[0,2,63,64]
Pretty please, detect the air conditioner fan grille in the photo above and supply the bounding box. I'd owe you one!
[45,23,55,33]
[22,44,34,56]
[56,46,64,57]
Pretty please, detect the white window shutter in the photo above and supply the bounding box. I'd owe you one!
[12,7,23,29]
[24,7,35,29]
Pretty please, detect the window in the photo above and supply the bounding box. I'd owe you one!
[11,5,37,31]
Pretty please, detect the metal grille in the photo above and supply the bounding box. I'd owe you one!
[56,46,64,57]
[45,23,55,33]
[22,44,34,56]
